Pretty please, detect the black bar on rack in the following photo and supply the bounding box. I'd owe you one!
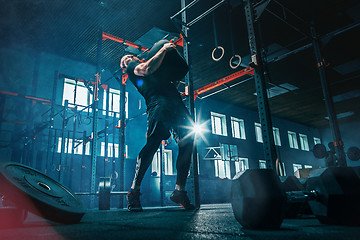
[170,0,200,20]
[181,0,200,209]
[187,0,226,27]
[243,0,277,169]
[118,77,126,208]
[310,24,347,167]
[90,29,103,208]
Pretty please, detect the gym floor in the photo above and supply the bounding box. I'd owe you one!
[1,203,360,240]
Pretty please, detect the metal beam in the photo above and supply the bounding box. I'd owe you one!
[310,25,347,167]
[181,0,200,209]
[90,29,103,208]
[244,0,277,169]
[118,76,126,208]
[194,67,254,98]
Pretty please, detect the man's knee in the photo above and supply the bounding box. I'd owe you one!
[178,136,194,149]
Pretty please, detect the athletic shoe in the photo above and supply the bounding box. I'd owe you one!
[170,190,195,210]
[126,189,143,212]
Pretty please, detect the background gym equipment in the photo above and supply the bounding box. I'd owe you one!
[312,143,360,165]
[279,176,312,218]
[75,177,127,210]
[231,167,360,229]
[306,167,360,225]
[0,162,86,224]
[347,146,360,161]
[312,143,328,159]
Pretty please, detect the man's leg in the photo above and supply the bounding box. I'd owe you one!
[127,134,162,212]
[169,118,196,210]
[175,137,194,190]
[131,134,162,190]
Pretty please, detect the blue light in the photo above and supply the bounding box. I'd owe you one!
[136,79,144,87]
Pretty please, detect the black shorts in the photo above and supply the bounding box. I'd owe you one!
[146,98,193,143]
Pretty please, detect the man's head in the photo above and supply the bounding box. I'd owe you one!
[120,54,140,71]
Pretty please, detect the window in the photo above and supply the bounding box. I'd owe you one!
[57,137,90,155]
[293,164,302,174]
[231,117,246,139]
[220,144,238,161]
[288,131,299,149]
[62,78,93,111]
[255,123,281,146]
[299,134,309,151]
[215,143,239,179]
[314,137,321,145]
[278,162,286,176]
[235,158,249,174]
[259,160,267,169]
[211,112,227,136]
[103,89,128,118]
[100,142,119,157]
[273,127,281,146]
[100,143,127,158]
[214,160,231,179]
[151,149,174,176]
[255,123,263,143]
[304,165,312,169]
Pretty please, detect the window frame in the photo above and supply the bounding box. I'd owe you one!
[103,88,128,118]
[255,123,263,143]
[151,149,174,176]
[231,117,246,139]
[259,160,267,169]
[211,112,228,136]
[314,137,321,145]
[288,131,299,149]
[273,127,281,146]
[299,134,310,151]
[293,163,302,174]
[62,78,93,112]
[234,158,249,174]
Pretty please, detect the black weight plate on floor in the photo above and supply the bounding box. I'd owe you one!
[0,162,86,224]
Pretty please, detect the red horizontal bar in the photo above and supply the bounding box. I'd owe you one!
[25,95,51,102]
[1,90,52,103]
[0,90,18,96]
[194,67,254,98]
[102,32,125,44]
[103,32,149,52]
[4,120,25,125]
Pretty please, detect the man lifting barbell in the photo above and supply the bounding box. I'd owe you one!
[120,40,195,212]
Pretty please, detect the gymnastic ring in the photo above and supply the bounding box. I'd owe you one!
[212,46,224,62]
[229,55,241,69]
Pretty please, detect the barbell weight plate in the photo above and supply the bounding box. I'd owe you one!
[0,162,86,224]
[312,144,328,159]
[99,177,111,210]
[347,146,360,161]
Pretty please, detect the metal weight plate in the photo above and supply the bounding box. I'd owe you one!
[347,146,360,161]
[0,162,86,224]
[98,177,111,210]
[312,144,328,159]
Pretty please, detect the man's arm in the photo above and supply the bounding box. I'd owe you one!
[133,43,176,77]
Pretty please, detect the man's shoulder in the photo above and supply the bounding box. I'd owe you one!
[127,60,141,72]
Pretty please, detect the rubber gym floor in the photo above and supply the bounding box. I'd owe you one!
[1,203,360,240]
